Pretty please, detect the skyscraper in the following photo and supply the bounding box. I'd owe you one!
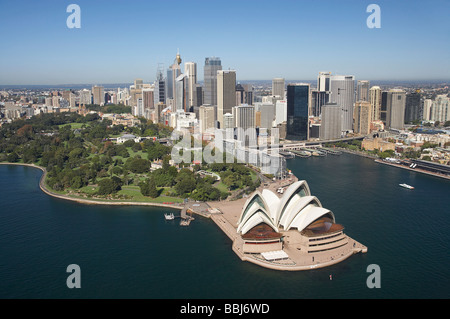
[272,78,285,99]
[154,67,166,107]
[369,86,382,122]
[386,89,406,130]
[317,72,331,92]
[329,75,355,133]
[217,70,236,128]
[353,101,371,135]
[357,80,370,102]
[286,83,310,141]
[203,57,222,106]
[404,90,422,123]
[233,104,256,146]
[320,102,341,140]
[92,85,104,106]
[199,105,215,133]
[184,62,197,110]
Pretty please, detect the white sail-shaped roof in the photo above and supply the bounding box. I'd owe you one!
[278,195,322,228]
[285,206,335,232]
[237,180,338,236]
[275,180,311,223]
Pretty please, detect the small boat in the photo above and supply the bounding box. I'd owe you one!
[164,213,175,220]
[399,183,414,190]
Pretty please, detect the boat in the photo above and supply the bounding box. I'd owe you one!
[164,213,175,220]
[399,183,414,190]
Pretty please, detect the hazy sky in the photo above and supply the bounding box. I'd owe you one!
[0,0,449,85]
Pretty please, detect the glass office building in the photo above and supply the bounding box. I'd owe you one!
[286,84,310,140]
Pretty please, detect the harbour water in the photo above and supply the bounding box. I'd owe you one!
[0,153,449,299]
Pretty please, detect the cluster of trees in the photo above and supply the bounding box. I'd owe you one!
[1,112,262,202]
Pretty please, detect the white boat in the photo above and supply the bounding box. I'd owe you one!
[164,213,175,220]
[399,183,414,190]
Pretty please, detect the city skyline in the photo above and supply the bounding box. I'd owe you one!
[0,0,449,85]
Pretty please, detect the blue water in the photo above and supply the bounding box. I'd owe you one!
[0,154,449,299]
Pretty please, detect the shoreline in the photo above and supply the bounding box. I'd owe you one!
[0,162,183,210]
[1,161,367,271]
[335,148,450,180]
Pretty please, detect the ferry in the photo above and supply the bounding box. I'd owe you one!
[164,213,175,220]
[399,183,414,190]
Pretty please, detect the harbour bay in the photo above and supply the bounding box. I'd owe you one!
[0,153,449,299]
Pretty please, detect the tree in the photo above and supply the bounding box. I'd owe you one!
[97,177,122,195]
[139,178,159,198]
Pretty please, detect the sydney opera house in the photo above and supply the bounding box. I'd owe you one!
[234,180,367,270]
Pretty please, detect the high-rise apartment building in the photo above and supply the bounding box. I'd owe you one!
[353,101,371,135]
[217,70,236,128]
[203,57,222,106]
[329,75,355,133]
[286,83,310,141]
[357,80,370,102]
[386,89,406,130]
[369,86,382,122]
[92,85,105,106]
[430,95,450,123]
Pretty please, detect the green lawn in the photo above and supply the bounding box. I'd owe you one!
[58,122,88,129]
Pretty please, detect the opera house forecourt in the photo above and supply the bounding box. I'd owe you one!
[213,179,368,271]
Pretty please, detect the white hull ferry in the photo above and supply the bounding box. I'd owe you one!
[399,183,414,190]
[164,213,175,220]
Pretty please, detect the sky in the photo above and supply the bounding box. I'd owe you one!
[0,0,449,85]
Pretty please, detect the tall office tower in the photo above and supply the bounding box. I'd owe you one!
[272,78,285,98]
[317,72,331,92]
[199,105,215,133]
[381,91,388,123]
[369,86,382,122]
[184,62,197,110]
[223,113,234,129]
[235,83,245,106]
[233,104,255,129]
[386,89,406,130]
[259,102,275,129]
[217,70,236,128]
[286,83,310,141]
[353,101,372,135]
[275,99,287,126]
[243,84,253,105]
[175,74,187,112]
[233,104,256,146]
[430,95,450,122]
[422,99,432,121]
[357,80,370,102]
[92,85,105,106]
[311,90,329,116]
[320,103,342,140]
[404,90,422,123]
[196,84,203,107]
[154,66,166,107]
[203,57,222,106]
[329,75,355,133]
